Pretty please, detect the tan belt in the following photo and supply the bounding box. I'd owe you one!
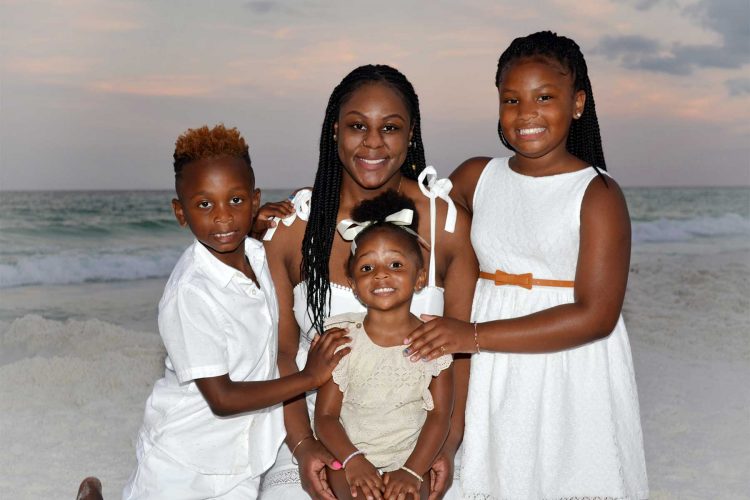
[479,269,574,290]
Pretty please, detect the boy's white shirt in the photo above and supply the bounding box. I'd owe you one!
[137,237,285,476]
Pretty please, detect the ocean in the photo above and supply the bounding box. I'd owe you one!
[1,187,747,293]
[1,186,749,498]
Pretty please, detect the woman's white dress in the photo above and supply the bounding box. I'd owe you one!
[460,158,648,499]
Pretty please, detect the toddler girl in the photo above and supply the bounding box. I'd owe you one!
[315,190,454,500]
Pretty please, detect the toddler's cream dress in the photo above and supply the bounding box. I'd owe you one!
[325,311,452,472]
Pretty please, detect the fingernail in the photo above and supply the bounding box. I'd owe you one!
[332,460,342,470]
[403,338,410,344]
[410,355,420,362]
[402,348,410,356]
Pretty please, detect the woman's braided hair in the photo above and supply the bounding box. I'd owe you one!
[302,64,427,335]
[495,31,607,172]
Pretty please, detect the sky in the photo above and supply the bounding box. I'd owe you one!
[1,0,749,190]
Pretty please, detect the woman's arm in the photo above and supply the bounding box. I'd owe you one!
[263,218,341,499]
[407,177,631,358]
[430,200,478,498]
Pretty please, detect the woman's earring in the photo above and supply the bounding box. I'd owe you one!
[333,134,337,141]
[408,141,413,148]
[574,112,581,119]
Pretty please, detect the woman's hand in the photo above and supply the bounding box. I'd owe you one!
[345,455,384,499]
[428,450,455,500]
[251,198,294,238]
[383,469,422,499]
[404,315,474,361]
[296,438,340,500]
[302,328,351,388]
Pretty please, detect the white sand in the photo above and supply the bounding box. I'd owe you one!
[1,247,748,499]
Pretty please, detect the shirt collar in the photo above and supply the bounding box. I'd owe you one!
[192,237,267,289]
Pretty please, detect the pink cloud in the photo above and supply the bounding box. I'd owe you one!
[88,76,218,97]
[5,56,91,76]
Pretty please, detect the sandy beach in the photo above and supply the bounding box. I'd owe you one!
[1,240,748,499]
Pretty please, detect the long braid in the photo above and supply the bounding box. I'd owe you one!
[301,64,427,335]
[495,31,607,172]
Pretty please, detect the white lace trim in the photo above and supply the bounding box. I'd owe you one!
[260,468,300,490]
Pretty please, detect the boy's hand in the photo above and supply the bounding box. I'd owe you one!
[302,327,351,388]
[251,199,294,238]
[383,469,422,499]
[345,455,384,499]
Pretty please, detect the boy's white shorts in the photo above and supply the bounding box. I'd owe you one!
[122,439,260,500]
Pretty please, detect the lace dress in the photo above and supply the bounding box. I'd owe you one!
[460,158,648,499]
[327,312,452,472]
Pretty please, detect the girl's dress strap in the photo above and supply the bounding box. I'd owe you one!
[262,188,312,241]
[417,167,456,287]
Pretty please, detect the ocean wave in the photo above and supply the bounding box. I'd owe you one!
[632,213,750,243]
[0,248,184,288]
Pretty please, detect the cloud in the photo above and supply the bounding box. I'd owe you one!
[726,78,750,96]
[5,56,92,77]
[595,0,749,75]
[88,76,219,97]
[244,1,278,14]
[622,0,677,10]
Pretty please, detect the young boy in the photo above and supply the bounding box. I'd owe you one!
[122,125,350,499]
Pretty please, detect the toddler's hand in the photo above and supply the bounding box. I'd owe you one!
[251,199,294,238]
[383,469,422,499]
[302,327,351,387]
[345,455,384,499]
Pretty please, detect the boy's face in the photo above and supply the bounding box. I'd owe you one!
[172,156,259,269]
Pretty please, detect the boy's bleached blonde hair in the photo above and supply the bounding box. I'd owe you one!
[173,124,252,178]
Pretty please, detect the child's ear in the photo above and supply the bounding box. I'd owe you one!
[414,268,427,291]
[251,188,261,217]
[172,198,187,227]
[573,89,586,119]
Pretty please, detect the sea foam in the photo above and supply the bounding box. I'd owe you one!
[631,213,749,243]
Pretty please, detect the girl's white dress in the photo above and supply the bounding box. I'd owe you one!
[461,158,648,499]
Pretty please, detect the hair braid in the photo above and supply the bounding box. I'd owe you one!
[494,31,607,174]
[301,64,427,335]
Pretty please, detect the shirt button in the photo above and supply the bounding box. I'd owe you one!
[356,323,362,328]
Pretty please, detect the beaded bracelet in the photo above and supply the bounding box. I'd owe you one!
[399,465,423,484]
[290,435,315,466]
[473,322,481,354]
[342,449,365,468]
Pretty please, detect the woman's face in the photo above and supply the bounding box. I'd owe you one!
[334,82,413,190]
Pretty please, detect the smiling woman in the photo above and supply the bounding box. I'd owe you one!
[260,64,477,499]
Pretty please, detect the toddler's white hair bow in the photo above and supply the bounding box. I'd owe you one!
[336,208,429,254]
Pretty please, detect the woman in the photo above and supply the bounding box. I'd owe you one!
[259,64,477,499]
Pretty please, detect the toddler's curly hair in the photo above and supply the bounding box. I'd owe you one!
[346,190,424,276]
[172,124,252,179]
